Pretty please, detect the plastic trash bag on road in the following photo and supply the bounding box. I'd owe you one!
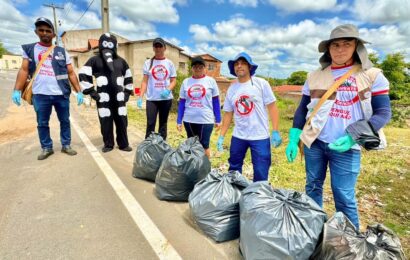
[189,170,251,242]
[132,132,172,181]
[311,212,407,260]
[155,137,211,201]
[239,181,327,260]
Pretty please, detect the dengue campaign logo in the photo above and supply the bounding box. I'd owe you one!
[151,65,168,81]
[38,49,52,61]
[235,95,255,116]
[334,76,359,106]
[187,84,206,100]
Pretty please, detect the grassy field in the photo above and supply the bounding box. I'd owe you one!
[128,98,410,255]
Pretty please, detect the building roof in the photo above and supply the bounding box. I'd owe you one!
[120,38,184,51]
[195,53,222,63]
[272,85,303,93]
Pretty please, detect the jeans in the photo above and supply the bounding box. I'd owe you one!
[304,139,361,229]
[145,100,172,140]
[228,136,271,182]
[33,94,71,149]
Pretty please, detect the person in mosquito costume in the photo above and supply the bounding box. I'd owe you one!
[79,33,134,153]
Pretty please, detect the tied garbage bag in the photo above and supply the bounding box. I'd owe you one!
[132,132,172,181]
[155,136,211,201]
[189,170,251,242]
[239,181,327,260]
[346,120,381,150]
[311,212,406,260]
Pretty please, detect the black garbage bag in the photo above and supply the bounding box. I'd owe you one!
[346,120,380,150]
[189,169,251,242]
[132,132,172,181]
[239,181,327,260]
[155,137,211,201]
[311,212,407,260]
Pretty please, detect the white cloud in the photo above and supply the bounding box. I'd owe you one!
[189,16,410,78]
[352,0,410,23]
[229,0,258,7]
[266,0,341,12]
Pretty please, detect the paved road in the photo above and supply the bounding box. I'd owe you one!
[0,71,241,259]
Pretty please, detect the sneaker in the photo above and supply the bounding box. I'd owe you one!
[119,146,132,152]
[38,149,54,160]
[61,146,77,156]
[102,146,113,153]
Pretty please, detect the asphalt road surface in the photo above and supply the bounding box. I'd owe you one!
[0,70,241,259]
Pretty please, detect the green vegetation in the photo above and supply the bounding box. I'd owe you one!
[0,40,6,58]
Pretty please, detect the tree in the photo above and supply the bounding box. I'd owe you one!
[0,40,6,58]
[287,71,307,85]
[380,53,408,84]
[368,52,379,67]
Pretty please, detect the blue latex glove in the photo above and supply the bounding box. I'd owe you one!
[286,128,302,162]
[160,88,171,98]
[217,136,224,152]
[329,134,356,153]
[137,97,143,109]
[271,130,282,148]
[76,92,84,106]
[12,90,21,106]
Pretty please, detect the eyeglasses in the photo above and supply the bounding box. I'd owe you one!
[153,45,164,48]
[329,40,356,50]
[37,28,53,34]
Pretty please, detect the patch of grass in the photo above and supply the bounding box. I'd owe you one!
[128,99,410,255]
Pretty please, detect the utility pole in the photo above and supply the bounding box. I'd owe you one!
[101,0,109,33]
[43,3,64,46]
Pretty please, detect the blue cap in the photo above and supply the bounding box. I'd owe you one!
[228,52,258,77]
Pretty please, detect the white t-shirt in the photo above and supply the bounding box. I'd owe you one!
[143,58,176,100]
[179,75,219,124]
[302,65,389,145]
[223,77,276,140]
[22,43,71,95]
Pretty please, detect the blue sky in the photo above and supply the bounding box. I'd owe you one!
[1,0,409,78]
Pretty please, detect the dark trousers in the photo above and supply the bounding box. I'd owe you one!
[145,100,172,140]
[228,136,271,182]
[33,94,71,149]
[98,107,129,149]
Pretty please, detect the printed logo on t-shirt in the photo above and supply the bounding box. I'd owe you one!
[187,84,206,108]
[235,95,254,116]
[151,64,169,81]
[38,49,54,77]
[329,76,359,120]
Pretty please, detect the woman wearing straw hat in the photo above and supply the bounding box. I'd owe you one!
[286,24,392,230]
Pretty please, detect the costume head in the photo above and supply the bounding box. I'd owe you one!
[228,52,258,77]
[99,33,118,72]
[318,24,372,69]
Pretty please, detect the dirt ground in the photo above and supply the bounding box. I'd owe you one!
[0,105,37,144]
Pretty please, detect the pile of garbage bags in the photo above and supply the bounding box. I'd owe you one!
[311,212,406,260]
[132,132,172,181]
[189,170,251,242]
[239,181,327,260]
[155,137,211,201]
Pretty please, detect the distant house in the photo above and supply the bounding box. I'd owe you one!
[272,85,303,101]
[0,54,22,70]
[61,29,191,86]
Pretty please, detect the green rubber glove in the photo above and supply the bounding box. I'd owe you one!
[329,134,356,153]
[286,128,302,162]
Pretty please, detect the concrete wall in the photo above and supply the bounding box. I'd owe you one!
[0,55,22,70]
[61,29,129,50]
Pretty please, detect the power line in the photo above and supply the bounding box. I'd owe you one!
[70,0,95,30]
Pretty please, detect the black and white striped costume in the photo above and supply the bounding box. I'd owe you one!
[79,33,133,150]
